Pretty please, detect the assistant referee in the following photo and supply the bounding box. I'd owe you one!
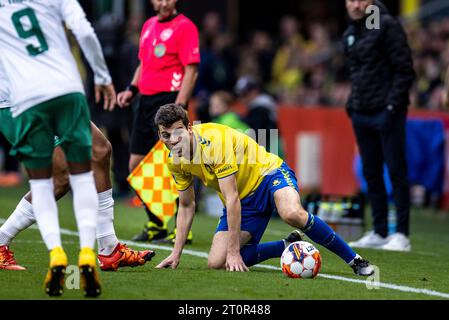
[117,0,200,242]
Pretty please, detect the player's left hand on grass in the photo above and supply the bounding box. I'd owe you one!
[156,253,180,269]
[95,84,117,111]
[226,252,249,272]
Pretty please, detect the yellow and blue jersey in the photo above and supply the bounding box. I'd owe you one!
[167,123,284,202]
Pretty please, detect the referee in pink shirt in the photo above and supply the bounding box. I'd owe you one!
[117,0,200,242]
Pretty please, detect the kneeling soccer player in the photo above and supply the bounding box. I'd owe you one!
[155,104,374,275]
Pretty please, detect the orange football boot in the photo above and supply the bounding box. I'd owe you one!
[97,243,155,271]
[0,245,26,270]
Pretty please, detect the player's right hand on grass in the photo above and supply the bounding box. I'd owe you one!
[226,252,249,272]
[156,253,180,269]
[117,90,134,108]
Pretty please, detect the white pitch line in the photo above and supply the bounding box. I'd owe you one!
[1,218,449,299]
[257,264,449,299]
[116,239,449,299]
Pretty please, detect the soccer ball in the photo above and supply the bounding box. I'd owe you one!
[280,241,322,279]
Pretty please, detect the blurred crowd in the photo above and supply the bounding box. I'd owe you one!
[407,18,449,110]
[3,10,449,190]
[196,12,348,108]
[196,12,449,110]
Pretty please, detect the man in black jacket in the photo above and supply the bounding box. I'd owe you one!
[343,0,415,251]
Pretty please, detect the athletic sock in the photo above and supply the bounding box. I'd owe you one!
[69,172,98,249]
[348,254,363,266]
[0,197,35,246]
[301,213,356,264]
[29,179,61,250]
[96,189,119,255]
[240,241,285,267]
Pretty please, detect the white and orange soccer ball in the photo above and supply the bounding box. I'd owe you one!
[280,241,322,279]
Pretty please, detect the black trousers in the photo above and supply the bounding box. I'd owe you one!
[351,108,410,237]
[130,92,178,155]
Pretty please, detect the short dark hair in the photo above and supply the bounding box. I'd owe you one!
[155,103,189,128]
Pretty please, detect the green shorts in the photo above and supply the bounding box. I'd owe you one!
[0,107,16,144]
[1,108,66,149]
[10,93,92,169]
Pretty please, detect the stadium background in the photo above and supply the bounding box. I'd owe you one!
[2,0,449,210]
[69,0,449,209]
[1,0,449,301]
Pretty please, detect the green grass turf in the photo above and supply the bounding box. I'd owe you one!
[1,185,449,300]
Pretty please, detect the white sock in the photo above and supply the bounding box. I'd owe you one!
[96,189,119,255]
[69,172,98,249]
[29,179,61,250]
[348,254,362,266]
[0,197,35,246]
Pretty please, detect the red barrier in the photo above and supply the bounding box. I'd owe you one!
[278,106,449,209]
[278,107,358,195]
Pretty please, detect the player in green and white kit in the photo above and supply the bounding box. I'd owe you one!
[0,0,114,297]
[0,77,155,274]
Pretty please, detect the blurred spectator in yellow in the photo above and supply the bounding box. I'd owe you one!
[271,15,307,103]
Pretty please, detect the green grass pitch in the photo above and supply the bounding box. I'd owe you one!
[1,185,449,300]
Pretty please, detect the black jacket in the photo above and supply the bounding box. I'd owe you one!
[343,0,415,114]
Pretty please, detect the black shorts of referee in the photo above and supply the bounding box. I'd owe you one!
[130,92,182,155]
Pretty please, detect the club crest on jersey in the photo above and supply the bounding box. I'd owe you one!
[160,28,174,41]
[154,44,167,58]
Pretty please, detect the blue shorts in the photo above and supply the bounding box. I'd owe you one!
[215,162,299,244]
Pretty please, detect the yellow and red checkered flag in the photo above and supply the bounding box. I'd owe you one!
[127,140,179,226]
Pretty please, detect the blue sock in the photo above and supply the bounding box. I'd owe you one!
[240,241,285,267]
[301,213,356,264]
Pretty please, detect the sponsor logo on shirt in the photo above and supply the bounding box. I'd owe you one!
[279,167,294,187]
[154,44,167,58]
[217,165,234,175]
[272,179,281,187]
[160,28,174,41]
